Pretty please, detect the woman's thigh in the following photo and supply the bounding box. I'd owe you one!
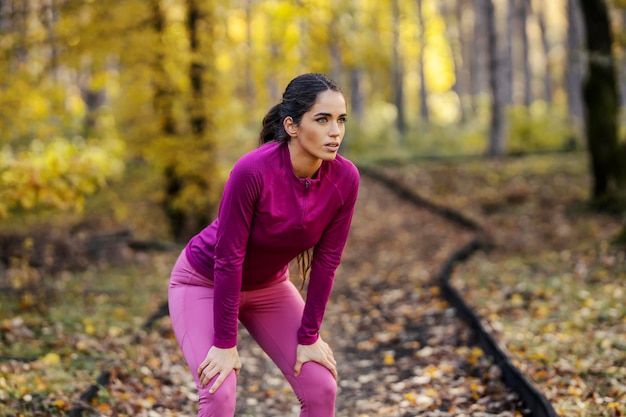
[168,251,237,416]
[239,280,337,399]
[238,280,305,374]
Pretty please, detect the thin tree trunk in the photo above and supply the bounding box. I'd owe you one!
[485,0,506,157]
[520,0,532,107]
[151,0,177,138]
[566,0,585,141]
[621,10,626,109]
[417,0,429,122]
[535,1,552,105]
[42,0,59,81]
[471,0,487,113]
[182,0,216,239]
[392,0,406,136]
[350,68,365,123]
[452,0,468,122]
[150,0,185,240]
[504,0,514,105]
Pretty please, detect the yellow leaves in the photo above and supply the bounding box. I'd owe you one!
[0,137,124,217]
[456,346,485,366]
[40,352,61,366]
[95,402,111,413]
[216,53,234,73]
[403,389,437,407]
[383,351,395,365]
[226,11,247,43]
[108,326,123,338]
[567,385,584,396]
[510,293,525,307]
[83,319,96,336]
[147,357,162,369]
[429,286,440,297]
[53,399,68,409]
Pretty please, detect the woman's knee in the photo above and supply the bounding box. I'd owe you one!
[310,373,337,402]
[297,363,337,406]
[196,373,237,417]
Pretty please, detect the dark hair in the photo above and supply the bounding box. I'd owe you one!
[259,73,342,145]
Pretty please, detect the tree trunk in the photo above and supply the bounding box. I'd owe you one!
[578,0,623,205]
[452,0,468,122]
[437,0,466,122]
[485,0,506,157]
[504,0,514,105]
[535,1,552,104]
[350,68,365,123]
[417,0,429,123]
[392,0,406,137]
[41,0,59,81]
[621,10,626,109]
[566,0,585,142]
[151,0,181,239]
[181,0,216,240]
[471,0,487,114]
[520,0,533,106]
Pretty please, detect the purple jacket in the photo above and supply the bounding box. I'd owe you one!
[185,141,360,348]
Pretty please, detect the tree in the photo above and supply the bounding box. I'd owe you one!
[566,0,585,142]
[485,0,506,157]
[392,0,406,136]
[148,0,219,242]
[416,0,430,123]
[577,0,624,209]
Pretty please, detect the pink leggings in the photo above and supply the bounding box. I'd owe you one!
[168,251,337,417]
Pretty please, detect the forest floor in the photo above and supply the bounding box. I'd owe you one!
[0,151,624,417]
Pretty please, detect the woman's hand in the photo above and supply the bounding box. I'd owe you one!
[294,337,337,380]
[197,346,242,394]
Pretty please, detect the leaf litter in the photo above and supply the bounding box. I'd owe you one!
[2,152,618,416]
[376,153,625,417]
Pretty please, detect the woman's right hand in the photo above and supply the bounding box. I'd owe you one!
[197,346,242,394]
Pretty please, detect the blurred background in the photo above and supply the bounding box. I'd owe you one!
[1,2,626,416]
[0,0,624,243]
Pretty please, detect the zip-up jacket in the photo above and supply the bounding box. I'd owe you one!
[185,141,360,348]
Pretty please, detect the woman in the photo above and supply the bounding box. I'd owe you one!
[168,73,360,416]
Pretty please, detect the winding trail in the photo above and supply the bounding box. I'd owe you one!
[232,174,527,416]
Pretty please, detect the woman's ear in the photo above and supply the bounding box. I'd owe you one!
[283,117,298,137]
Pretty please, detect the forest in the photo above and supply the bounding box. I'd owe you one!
[0,0,625,416]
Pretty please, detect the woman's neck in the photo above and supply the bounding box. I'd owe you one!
[288,142,322,179]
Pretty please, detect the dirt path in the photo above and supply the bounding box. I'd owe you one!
[230,176,526,416]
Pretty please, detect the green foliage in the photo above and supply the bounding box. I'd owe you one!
[507,103,577,154]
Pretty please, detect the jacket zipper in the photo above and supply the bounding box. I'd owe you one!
[301,180,310,227]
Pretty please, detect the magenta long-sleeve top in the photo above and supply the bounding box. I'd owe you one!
[185,141,360,349]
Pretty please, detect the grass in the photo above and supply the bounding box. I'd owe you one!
[0,251,180,416]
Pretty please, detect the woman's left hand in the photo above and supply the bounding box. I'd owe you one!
[294,337,338,380]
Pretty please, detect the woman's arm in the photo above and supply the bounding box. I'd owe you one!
[213,161,262,348]
[297,168,360,345]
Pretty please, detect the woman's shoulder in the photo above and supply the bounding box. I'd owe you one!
[330,154,360,182]
[232,141,282,175]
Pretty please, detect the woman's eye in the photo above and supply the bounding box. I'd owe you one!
[338,117,347,124]
[317,117,328,123]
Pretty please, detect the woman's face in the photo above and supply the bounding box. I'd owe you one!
[286,90,347,164]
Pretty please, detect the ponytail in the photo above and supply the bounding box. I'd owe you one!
[259,103,287,145]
